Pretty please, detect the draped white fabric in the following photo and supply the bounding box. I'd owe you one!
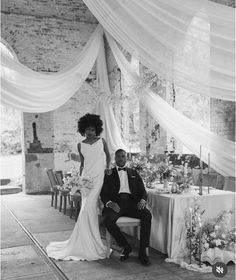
[83,0,235,101]
[1,0,235,176]
[95,37,127,156]
[105,32,235,177]
[1,25,104,112]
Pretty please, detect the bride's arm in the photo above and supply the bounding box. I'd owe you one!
[77,143,84,176]
[102,138,111,171]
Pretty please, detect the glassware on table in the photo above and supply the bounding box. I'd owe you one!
[171,182,177,193]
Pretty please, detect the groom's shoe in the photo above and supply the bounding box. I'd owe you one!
[138,253,151,266]
[120,244,132,261]
[138,248,151,266]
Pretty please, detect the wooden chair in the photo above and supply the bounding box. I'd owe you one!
[105,216,141,258]
[224,176,235,192]
[196,173,217,187]
[69,192,82,221]
[54,170,70,215]
[46,169,59,209]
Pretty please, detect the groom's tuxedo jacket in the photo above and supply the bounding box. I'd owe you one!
[101,167,147,205]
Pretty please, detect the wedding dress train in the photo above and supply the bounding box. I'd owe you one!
[46,139,107,260]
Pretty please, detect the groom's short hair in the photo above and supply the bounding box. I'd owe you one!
[115,149,126,156]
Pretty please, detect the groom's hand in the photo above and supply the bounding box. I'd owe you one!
[137,199,146,210]
[107,201,120,213]
[105,168,112,175]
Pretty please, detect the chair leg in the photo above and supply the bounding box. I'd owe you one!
[70,201,74,219]
[63,195,67,215]
[54,192,58,209]
[133,226,139,248]
[106,230,112,258]
[59,195,62,212]
[51,193,54,207]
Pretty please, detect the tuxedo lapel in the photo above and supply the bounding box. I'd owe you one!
[112,167,120,191]
[126,168,134,194]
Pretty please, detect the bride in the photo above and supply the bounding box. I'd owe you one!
[46,113,111,260]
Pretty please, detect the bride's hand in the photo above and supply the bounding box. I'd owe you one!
[105,168,112,175]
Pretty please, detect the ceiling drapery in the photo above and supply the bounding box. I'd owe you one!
[1,25,103,112]
[1,0,235,175]
[105,31,235,177]
[95,37,128,156]
[83,0,235,101]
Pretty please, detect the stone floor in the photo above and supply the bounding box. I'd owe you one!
[1,193,235,280]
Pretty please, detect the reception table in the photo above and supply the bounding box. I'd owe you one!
[147,186,235,262]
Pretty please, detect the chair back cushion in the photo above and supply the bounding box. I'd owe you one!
[116,216,141,227]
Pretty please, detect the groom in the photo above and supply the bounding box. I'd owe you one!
[101,149,152,265]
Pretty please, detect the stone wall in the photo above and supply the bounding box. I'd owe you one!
[210,100,235,141]
[1,0,98,192]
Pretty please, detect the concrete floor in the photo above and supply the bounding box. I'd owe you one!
[1,193,235,280]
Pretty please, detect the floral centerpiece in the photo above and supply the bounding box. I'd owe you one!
[63,167,94,197]
[171,166,193,193]
[126,153,195,193]
[127,154,159,187]
[185,199,235,265]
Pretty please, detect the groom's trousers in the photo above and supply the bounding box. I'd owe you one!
[102,193,152,250]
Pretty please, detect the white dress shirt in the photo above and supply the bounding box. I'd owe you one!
[105,166,131,207]
[117,166,131,194]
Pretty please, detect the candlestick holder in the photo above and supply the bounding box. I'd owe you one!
[199,173,203,195]
[207,171,210,194]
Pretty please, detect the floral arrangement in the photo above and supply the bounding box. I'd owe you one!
[157,162,173,180]
[63,167,94,197]
[185,200,205,261]
[62,167,81,191]
[185,199,235,263]
[127,154,194,191]
[127,154,160,186]
[171,166,194,193]
[201,210,235,252]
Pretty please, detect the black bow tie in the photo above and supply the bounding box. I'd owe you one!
[118,167,127,171]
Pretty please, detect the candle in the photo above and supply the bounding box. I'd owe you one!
[208,152,210,194]
[208,152,210,173]
[199,145,202,169]
[199,146,203,195]
[184,162,188,176]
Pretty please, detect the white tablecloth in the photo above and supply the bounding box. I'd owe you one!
[147,187,235,262]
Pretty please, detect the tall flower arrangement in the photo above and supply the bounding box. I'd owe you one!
[185,199,235,264]
[127,154,159,186]
[185,199,205,262]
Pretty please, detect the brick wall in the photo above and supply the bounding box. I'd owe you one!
[1,0,234,188]
[210,100,235,141]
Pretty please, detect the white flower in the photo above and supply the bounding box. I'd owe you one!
[70,185,80,195]
[204,243,209,249]
[210,232,217,238]
[221,233,226,239]
[213,239,222,246]
[214,225,219,230]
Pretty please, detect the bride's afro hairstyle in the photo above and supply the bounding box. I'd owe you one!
[77,113,103,136]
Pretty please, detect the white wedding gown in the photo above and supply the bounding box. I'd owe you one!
[46,139,107,260]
